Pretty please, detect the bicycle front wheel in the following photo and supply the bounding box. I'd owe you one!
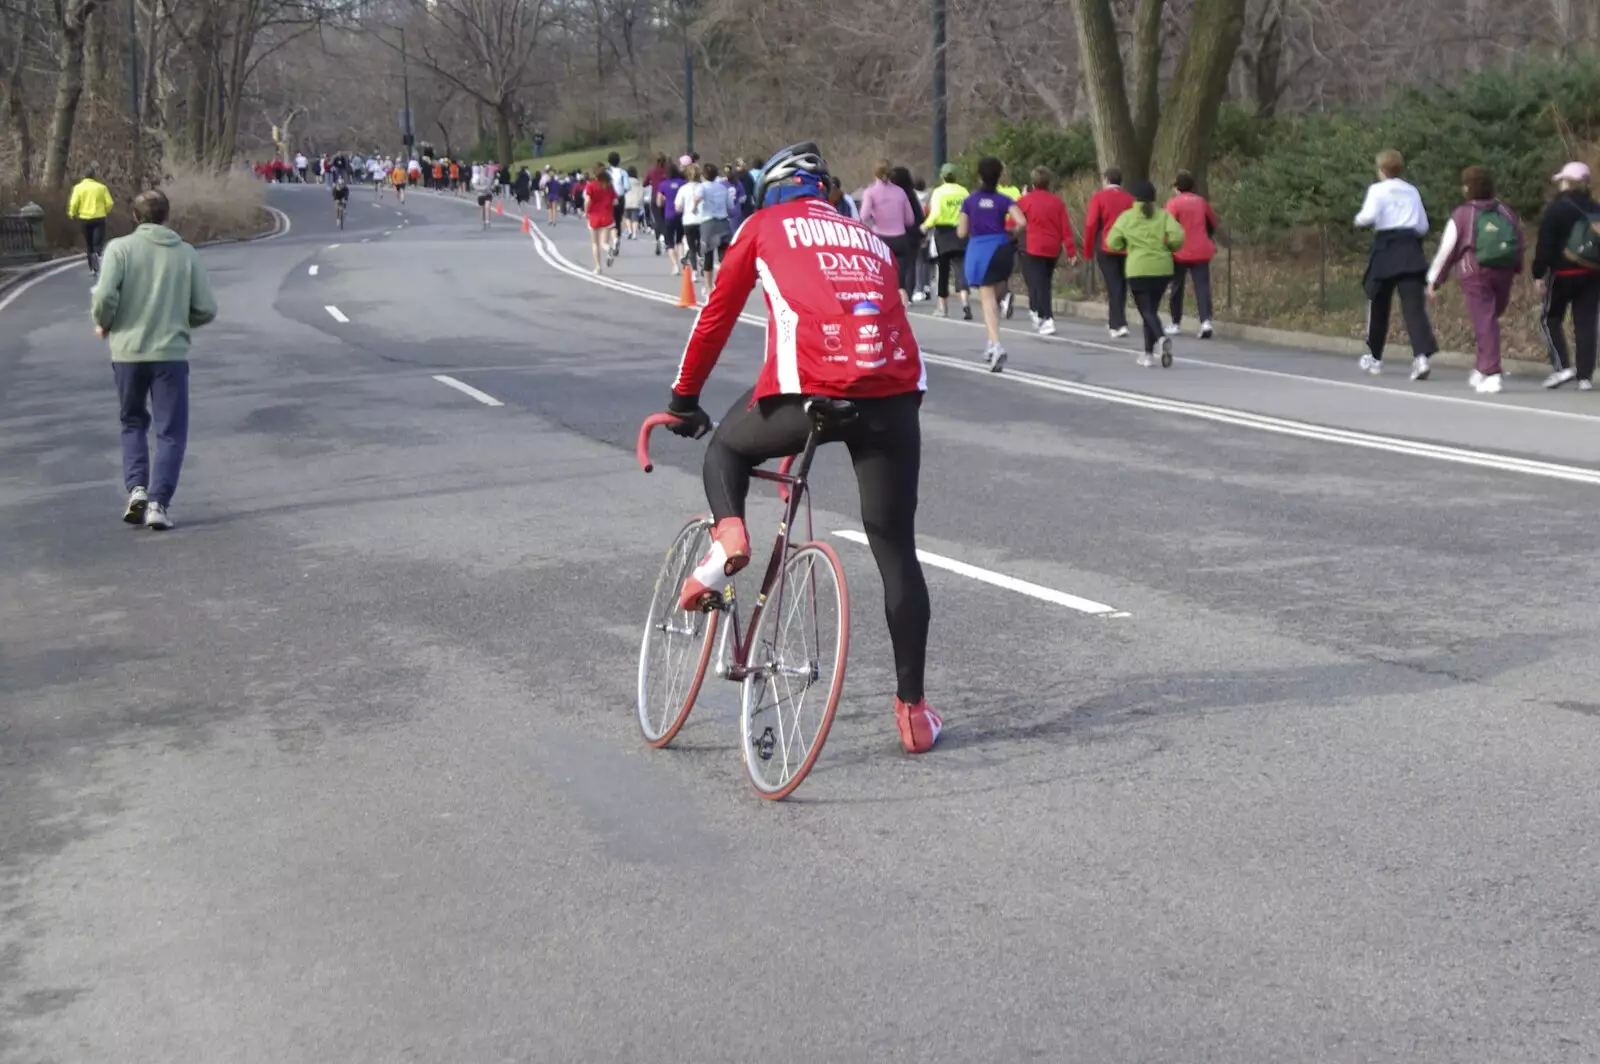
[740,542,849,800]
[637,517,721,748]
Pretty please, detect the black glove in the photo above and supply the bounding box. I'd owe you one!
[665,392,712,439]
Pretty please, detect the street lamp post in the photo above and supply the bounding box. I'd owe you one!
[932,0,947,174]
[127,0,139,122]
[399,27,414,161]
[683,27,694,155]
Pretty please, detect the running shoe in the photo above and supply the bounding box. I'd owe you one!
[1474,373,1504,394]
[1410,355,1431,381]
[989,345,1007,373]
[122,486,148,525]
[1159,336,1173,368]
[1110,326,1129,339]
[1544,367,1576,389]
[1001,293,1014,319]
[962,305,973,321]
[144,501,173,531]
[1163,323,1181,337]
[895,698,943,754]
[1359,353,1382,376]
[1030,310,1039,327]
[1039,319,1056,336]
[677,518,751,612]
[1581,380,1595,392]
[1468,370,1485,388]
[1136,352,1155,368]
[1198,320,1213,339]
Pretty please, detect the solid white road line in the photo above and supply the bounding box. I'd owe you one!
[262,206,292,240]
[431,374,504,407]
[0,261,84,315]
[328,243,341,249]
[324,305,349,323]
[522,225,1600,488]
[833,530,1122,616]
[308,265,319,276]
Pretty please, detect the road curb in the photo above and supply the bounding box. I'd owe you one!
[1052,296,1552,380]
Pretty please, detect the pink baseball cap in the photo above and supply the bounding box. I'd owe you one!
[1552,161,1591,183]
[678,154,694,168]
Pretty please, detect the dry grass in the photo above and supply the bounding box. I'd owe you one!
[157,162,270,245]
[2,160,269,255]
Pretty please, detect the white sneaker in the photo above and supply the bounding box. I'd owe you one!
[1110,326,1130,339]
[1029,310,1039,326]
[1163,323,1181,337]
[1001,293,1014,319]
[989,345,1007,373]
[1359,353,1382,375]
[1544,367,1576,389]
[1580,380,1595,392]
[1468,370,1485,388]
[1136,352,1155,368]
[1159,336,1173,368]
[122,486,148,525]
[911,291,927,303]
[144,501,173,531]
[1198,320,1213,339]
[1474,373,1503,394]
[1039,319,1056,336]
[1410,355,1431,381]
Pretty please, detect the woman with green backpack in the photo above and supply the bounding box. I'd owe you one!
[1426,166,1525,395]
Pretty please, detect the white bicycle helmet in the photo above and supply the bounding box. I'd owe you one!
[754,142,829,209]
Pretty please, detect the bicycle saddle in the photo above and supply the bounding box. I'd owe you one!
[803,397,858,428]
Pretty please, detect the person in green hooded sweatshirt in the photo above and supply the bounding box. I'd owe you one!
[1106,180,1184,368]
[91,188,218,531]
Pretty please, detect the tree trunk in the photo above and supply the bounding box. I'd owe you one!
[84,4,106,99]
[495,97,514,165]
[1149,0,1247,189]
[1250,0,1284,117]
[1072,0,1147,181]
[43,0,98,189]
[2,33,32,184]
[1131,0,1165,155]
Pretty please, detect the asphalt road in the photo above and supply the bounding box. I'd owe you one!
[4,184,1600,1063]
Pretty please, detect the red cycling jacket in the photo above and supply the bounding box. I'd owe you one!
[673,196,927,401]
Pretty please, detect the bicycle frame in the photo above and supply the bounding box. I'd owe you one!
[634,410,824,686]
[712,429,821,684]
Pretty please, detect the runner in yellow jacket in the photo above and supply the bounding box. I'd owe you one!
[67,166,115,276]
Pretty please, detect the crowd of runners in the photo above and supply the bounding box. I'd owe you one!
[250,140,1600,389]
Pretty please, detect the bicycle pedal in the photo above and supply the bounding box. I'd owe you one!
[754,726,776,761]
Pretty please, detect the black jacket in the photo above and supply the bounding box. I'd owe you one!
[1531,189,1598,280]
[1362,229,1430,297]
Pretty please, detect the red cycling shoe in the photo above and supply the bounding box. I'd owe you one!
[677,517,751,611]
[895,698,943,754]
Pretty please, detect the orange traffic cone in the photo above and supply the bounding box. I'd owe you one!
[495,200,504,216]
[676,268,698,309]
[521,215,531,234]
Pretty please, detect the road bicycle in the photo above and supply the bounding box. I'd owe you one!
[635,400,853,800]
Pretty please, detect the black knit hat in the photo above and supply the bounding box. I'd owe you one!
[1130,180,1157,203]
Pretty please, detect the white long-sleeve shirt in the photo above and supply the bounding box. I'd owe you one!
[1355,178,1429,234]
[1426,219,1460,286]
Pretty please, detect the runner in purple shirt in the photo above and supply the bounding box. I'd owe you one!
[958,157,1026,372]
[656,165,689,275]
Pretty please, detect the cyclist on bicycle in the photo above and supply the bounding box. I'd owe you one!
[331,176,349,220]
[661,141,941,754]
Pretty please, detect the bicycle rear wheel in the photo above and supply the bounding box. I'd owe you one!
[637,516,721,748]
[740,542,849,800]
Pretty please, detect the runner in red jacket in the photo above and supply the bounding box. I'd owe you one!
[1163,170,1220,338]
[1016,167,1080,336]
[661,141,941,755]
[1083,169,1135,337]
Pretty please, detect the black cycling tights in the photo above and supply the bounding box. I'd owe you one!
[704,388,930,704]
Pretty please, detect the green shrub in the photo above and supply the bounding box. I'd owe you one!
[1219,57,1600,239]
[963,121,1098,184]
